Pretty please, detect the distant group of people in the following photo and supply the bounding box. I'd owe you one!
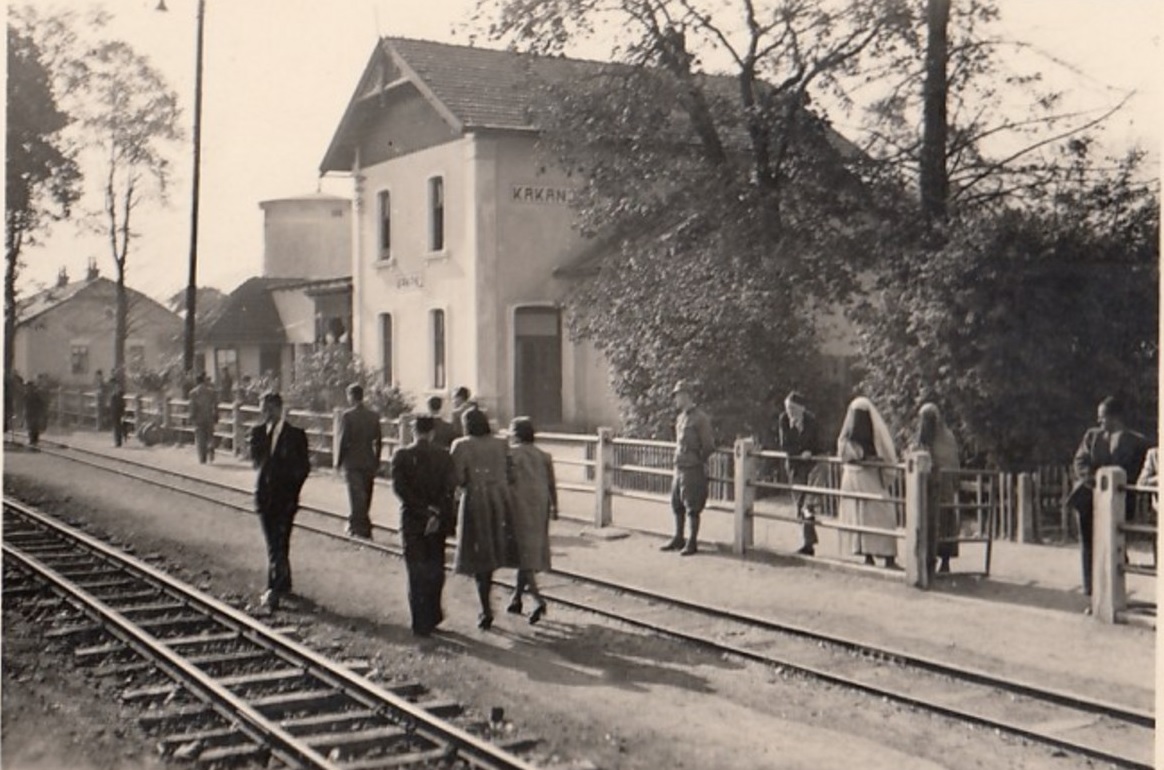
[251,383,558,636]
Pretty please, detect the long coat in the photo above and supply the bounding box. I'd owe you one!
[509,443,557,572]
[451,434,516,575]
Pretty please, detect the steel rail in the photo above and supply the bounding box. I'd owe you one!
[3,498,542,770]
[11,438,1154,767]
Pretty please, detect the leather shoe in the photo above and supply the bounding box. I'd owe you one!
[680,541,697,556]
[795,545,815,556]
[259,589,279,611]
[506,599,523,615]
[529,604,547,625]
[660,537,685,552]
[477,613,493,631]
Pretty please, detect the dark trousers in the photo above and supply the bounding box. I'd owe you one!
[788,463,819,547]
[475,571,494,618]
[344,468,376,537]
[195,423,215,463]
[112,414,126,447]
[670,467,708,540]
[1076,504,1093,596]
[404,532,446,633]
[260,502,297,594]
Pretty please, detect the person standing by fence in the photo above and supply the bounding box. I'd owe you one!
[506,417,557,624]
[451,407,515,630]
[109,378,126,448]
[188,373,218,463]
[837,396,899,569]
[777,391,822,556]
[24,377,45,448]
[662,380,715,556]
[914,403,961,574]
[1068,396,1149,598]
[392,414,457,636]
[336,383,383,540]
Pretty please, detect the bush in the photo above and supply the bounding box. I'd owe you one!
[287,345,414,417]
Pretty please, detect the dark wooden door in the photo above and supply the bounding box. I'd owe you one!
[514,308,562,426]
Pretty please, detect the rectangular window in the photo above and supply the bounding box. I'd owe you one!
[377,190,391,258]
[428,176,444,252]
[70,344,89,375]
[127,344,146,372]
[380,313,393,385]
[431,309,446,389]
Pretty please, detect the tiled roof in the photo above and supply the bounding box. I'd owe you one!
[384,37,604,131]
[16,279,99,325]
[199,276,305,345]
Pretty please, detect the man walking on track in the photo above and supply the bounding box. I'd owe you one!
[249,392,311,611]
[661,380,715,556]
[188,373,218,463]
[392,414,457,636]
[336,383,383,540]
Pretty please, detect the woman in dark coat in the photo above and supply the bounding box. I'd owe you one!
[506,417,557,624]
[451,407,515,629]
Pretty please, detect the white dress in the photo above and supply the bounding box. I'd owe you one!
[837,438,898,558]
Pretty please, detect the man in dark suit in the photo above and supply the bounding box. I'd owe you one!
[392,414,457,636]
[1069,395,1150,598]
[776,391,822,556]
[249,391,311,611]
[336,383,382,539]
[426,395,458,451]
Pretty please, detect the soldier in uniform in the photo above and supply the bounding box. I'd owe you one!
[188,373,219,463]
[661,380,715,556]
[391,414,457,636]
[336,383,383,539]
[249,392,311,611]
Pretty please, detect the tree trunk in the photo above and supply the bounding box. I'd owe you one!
[114,271,127,385]
[920,0,950,224]
[5,235,21,377]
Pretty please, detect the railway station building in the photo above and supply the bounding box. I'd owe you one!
[320,37,859,432]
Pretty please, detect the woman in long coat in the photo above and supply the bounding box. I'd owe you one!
[506,417,558,624]
[451,407,515,629]
[914,402,961,573]
[837,396,899,568]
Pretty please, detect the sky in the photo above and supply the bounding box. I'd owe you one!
[12,0,1162,304]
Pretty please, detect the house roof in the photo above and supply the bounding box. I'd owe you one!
[320,37,611,172]
[270,275,353,296]
[17,279,100,325]
[321,36,862,174]
[199,276,305,345]
[17,276,177,327]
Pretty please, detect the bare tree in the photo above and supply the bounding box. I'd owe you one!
[74,41,182,384]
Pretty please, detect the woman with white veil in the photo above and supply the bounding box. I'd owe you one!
[837,397,899,568]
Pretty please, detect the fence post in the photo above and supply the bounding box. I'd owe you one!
[332,408,344,469]
[904,450,932,589]
[232,402,243,457]
[1091,466,1127,623]
[733,437,755,555]
[1016,472,1039,543]
[594,427,614,528]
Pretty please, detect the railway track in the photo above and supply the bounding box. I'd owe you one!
[2,497,542,770]
[8,436,1157,769]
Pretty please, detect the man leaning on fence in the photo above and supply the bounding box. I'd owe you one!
[189,373,218,463]
[1068,396,1150,600]
[662,380,715,556]
[777,391,822,556]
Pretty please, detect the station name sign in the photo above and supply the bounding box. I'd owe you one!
[510,184,578,206]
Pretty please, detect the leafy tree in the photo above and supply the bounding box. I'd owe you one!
[288,345,413,418]
[5,22,82,377]
[853,146,1158,468]
[476,0,918,438]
